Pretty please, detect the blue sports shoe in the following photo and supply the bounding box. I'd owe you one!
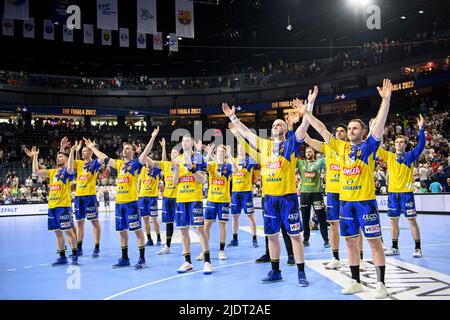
[112,258,130,268]
[156,239,162,246]
[146,238,154,246]
[261,270,283,284]
[51,257,68,267]
[92,248,100,258]
[134,258,146,270]
[76,248,83,256]
[71,255,79,266]
[298,271,309,287]
[252,239,259,248]
[227,239,239,247]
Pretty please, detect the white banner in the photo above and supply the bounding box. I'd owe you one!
[0,203,47,216]
[137,0,157,35]
[3,0,29,20]
[119,27,129,47]
[83,24,94,44]
[175,0,194,39]
[2,18,14,36]
[169,33,178,52]
[136,32,146,49]
[43,19,54,40]
[153,31,162,50]
[22,18,34,38]
[101,29,112,46]
[96,0,118,31]
[63,23,74,42]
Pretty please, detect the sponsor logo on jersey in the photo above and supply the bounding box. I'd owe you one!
[330,164,341,171]
[194,216,204,223]
[343,166,362,176]
[179,176,195,183]
[234,171,246,176]
[166,176,174,181]
[212,178,225,185]
[304,172,316,178]
[78,175,89,181]
[290,222,301,232]
[143,179,154,185]
[118,177,130,184]
[363,213,378,221]
[364,224,381,234]
[50,185,62,191]
[265,161,282,169]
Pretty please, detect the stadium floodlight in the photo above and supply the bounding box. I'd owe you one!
[346,0,371,7]
[418,10,424,14]
[401,16,406,20]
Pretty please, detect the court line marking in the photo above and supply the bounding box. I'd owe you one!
[23,266,32,269]
[103,242,450,300]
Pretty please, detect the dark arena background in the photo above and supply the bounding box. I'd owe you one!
[0,0,449,308]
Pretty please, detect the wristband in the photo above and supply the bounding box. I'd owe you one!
[307,102,314,113]
[230,115,239,124]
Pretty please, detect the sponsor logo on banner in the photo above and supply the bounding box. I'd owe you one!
[364,224,381,234]
[117,177,130,184]
[177,10,192,25]
[98,2,116,15]
[103,32,110,41]
[139,8,154,21]
[343,166,362,176]
[179,176,195,183]
[121,33,128,41]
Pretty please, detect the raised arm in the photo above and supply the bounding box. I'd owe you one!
[31,147,47,178]
[83,138,113,167]
[205,144,216,162]
[67,141,78,175]
[226,145,239,174]
[139,126,160,165]
[159,138,167,162]
[24,147,45,170]
[223,102,259,148]
[229,123,261,163]
[294,85,319,141]
[305,134,323,153]
[411,114,426,161]
[59,136,70,153]
[372,79,393,140]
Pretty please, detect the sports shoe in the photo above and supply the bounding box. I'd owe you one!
[157,245,171,255]
[252,239,259,248]
[218,251,228,260]
[133,258,146,270]
[255,253,270,263]
[76,248,83,256]
[413,249,422,258]
[227,239,239,247]
[146,238,154,246]
[156,239,162,246]
[203,262,213,274]
[325,258,341,270]
[177,262,193,273]
[385,247,400,256]
[373,282,389,299]
[303,241,310,247]
[196,251,204,261]
[298,271,309,287]
[359,260,366,272]
[341,279,363,295]
[112,258,130,268]
[71,255,79,266]
[261,270,283,284]
[287,255,295,266]
[51,257,68,267]
[92,248,100,258]
[323,241,331,248]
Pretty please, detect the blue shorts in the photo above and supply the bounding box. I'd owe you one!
[326,193,340,222]
[231,191,255,215]
[339,200,381,239]
[138,196,158,217]
[263,194,302,236]
[74,195,98,221]
[115,201,142,232]
[387,192,417,218]
[175,201,204,228]
[162,197,176,223]
[48,207,73,231]
[204,201,230,222]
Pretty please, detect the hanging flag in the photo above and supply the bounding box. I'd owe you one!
[96,0,118,31]
[22,18,34,38]
[51,0,71,25]
[2,18,14,36]
[137,32,146,49]
[119,27,129,47]
[3,0,29,20]
[83,24,94,44]
[137,0,157,35]
[169,33,178,52]
[153,32,162,51]
[43,19,55,40]
[63,23,74,42]
[175,0,194,39]
[101,29,112,46]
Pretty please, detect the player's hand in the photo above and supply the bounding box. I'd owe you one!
[226,145,233,159]
[228,122,236,131]
[31,146,39,157]
[307,85,319,104]
[194,139,203,152]
[222,102,236,117]
[151,126,160,139]
[83,137,96,150]
[417,114,425,130]
[376,79,393,99]
[159,138,166,148]
[292,98,306,116]
[71,141,79,153]
[133,143,142,154]
[23,147,33,158]
[60,136,69,150]
[205,143,215,155]
[75,140,83,153]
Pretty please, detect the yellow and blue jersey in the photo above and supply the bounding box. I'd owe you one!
[231,156,257,192]
[377,129,425,193]
[74,159,101,197]
[328,135,381,202]
[139,166,162,198]
[47,168,75,209]
[321,143,342,194]
[207,162,232,203]
[159,161,177,199]
[176,153,207,203]
[114,158,143,204]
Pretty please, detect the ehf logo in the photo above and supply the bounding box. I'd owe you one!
[138,34,146,44]
[139,9,154,21]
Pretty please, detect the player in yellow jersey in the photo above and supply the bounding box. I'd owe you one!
[70,142,102,258]
[377,114,425,258]
[82,127,159,270]
[28,145,78,266]
[222,86,317,286]
[301,79,393,298]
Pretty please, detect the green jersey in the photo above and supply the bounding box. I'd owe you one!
[296,158,325,193]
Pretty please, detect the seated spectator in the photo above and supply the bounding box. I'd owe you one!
[429,177,443,193]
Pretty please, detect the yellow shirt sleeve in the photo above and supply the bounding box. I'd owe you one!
[328,136,347,156]
[236,135,262,163]
[376,147,391,162]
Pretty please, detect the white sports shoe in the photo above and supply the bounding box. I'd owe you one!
[203,262,213,274]
[176,262,193,274]
[341,279,363,295]
[325,258,341,270]
[196,251,204,261]
[385,248,400,256]
[359,260,366,272]
[413,249,423,258]
[157,245,171,255]
[373,282,389,299]
[218,250,228,260]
